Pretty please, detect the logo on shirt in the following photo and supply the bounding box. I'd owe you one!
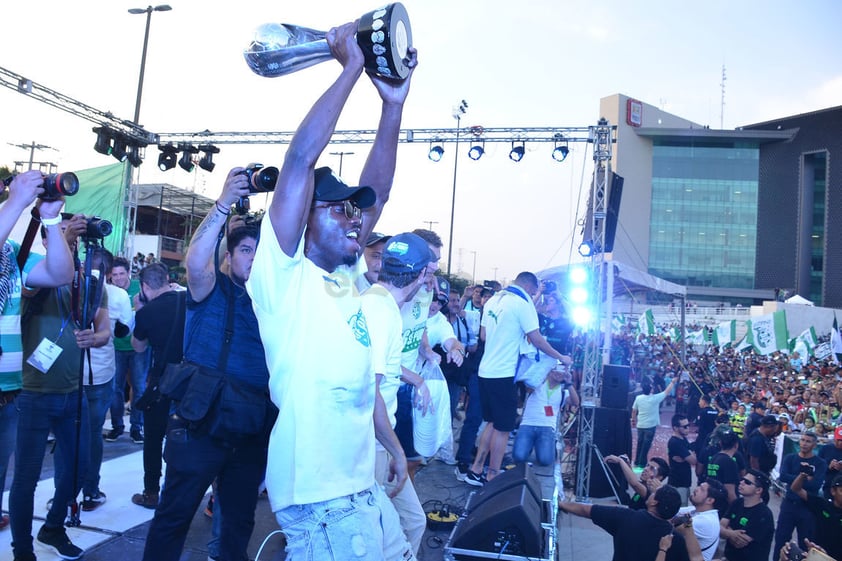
[402,325,424,352]
[348,309,370,347]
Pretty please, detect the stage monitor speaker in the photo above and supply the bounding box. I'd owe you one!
[582,407,632,498]
[467,462,542,514]
[601,364,631,410]
[604,172,624,253]
[451,483,544,558]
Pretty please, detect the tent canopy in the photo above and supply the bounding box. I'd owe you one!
[785,294,814,306]
[538,260,687,301]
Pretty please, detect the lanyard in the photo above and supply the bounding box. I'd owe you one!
[54,287,74,340]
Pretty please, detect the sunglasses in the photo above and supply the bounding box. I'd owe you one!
[740,477,758,486]
[679,424,690,429]
[312,200,362,220]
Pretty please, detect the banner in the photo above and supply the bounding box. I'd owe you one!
[745,310,789,356]
[637,309,655,337]
[712,320,736,349]
[64,162,127,256]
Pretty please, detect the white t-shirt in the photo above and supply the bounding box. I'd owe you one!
[478,285,539,380]
[632,391,667,429]
[677,507,720,561]
[248,217,376,512]
[361,284,403,430]
[426,310,456,349]
[84,283,132,385]
[520,379,568,428]
[399,287,433,369]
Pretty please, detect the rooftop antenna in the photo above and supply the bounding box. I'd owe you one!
[720,64,727,129]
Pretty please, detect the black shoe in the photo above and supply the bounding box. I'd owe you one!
[13,552,36,561]
[131,490,158,509]
[455,463,469,482]
[464,470,486,487]
[130,428,144,444]
[36,525,83,560]
[104,428,123,442]
[82,490,107,511]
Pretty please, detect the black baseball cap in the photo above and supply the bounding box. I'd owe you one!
[760,414,780,426]
[313,167,376,208]
[366,232,391,247]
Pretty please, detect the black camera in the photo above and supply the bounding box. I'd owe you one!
[786,541,803,561]
[2,172,79,201]
[799,463,816,476]
[543,280,557,293]
[82,217,113,240]
[241,163,278,194]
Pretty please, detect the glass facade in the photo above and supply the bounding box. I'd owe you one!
[804,152,827,304]
[648,141,760,289]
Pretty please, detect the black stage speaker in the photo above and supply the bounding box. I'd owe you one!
[583,407,632,498]
[601,364,631,410]
[604,172,624,253]
[451,483,544,558]
[467,462,542,513]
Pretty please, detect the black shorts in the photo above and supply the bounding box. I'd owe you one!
[478,376,517,432]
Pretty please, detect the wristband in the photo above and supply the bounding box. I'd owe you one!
[659,549,668,553]
[216,201,231,215]
[41,215,61,226]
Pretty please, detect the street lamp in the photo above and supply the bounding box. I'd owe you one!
[447,99,468,275]
[128,4,172,125]
[470,250,477,284]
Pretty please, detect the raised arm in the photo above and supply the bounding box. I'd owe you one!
[186,168,249,301]
[0,171,41,248]
[26,209,80,289]
[356,48,418,244]
[269,22,365,256]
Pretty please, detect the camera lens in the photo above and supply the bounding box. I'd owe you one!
[253,166,278,192]
[41,172,80,200]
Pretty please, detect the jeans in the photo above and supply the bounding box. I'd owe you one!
[142,418,267,561]
[512,425,556,466]
[10,390,90,557]
[0,396,19,500]
[111,348,149,431]
[634,426,656,467]
[83,381,114,496]
[773,497,816,561]
[275,484,413,561]
[142,397,170,493]
[456,373,482,465]
[207,492,222,560]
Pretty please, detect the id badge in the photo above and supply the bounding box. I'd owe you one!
[27,338,63,374]
[544,405,554,417]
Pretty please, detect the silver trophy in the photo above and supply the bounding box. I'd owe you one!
[244,3,412,80]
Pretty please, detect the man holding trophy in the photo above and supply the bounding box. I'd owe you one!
[245,4,419,560]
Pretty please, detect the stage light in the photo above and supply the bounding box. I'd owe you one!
[92,127,112,155]
[197,144,219,172]
[578,241,596,257]
[552,133,569,162]
[468,142,484,161]
[509,141,525,162]
[567,265,593,328]
[127,143,144,167]
[178,144,199,172]
[157,143,178,171]
[111,135,128,162]
[428,143,444,162]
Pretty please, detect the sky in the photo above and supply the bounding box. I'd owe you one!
[1,0,840,285]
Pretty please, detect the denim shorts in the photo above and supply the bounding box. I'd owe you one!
[275,484,413,561]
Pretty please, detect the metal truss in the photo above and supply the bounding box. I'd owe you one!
[575,119,615,501]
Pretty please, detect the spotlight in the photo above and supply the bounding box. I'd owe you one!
[111,135,128,162]
[197,144,220,172]
[468,142,485,161]
[428,144,444,162]
[509,142,525,162]
[127,143,145,168]
[157,143,178,171]
[178,144,199,172]
[578,241,596,257]
[552,133,569,162]
[92,127,112,155]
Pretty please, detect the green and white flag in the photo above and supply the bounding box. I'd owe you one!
[669,326,682,341]
[789,326,818,358]
[713,320,737,349]
[745,311,789,355]
[611,314,627,333]
[686,329,706,345]
[638,309,655,337]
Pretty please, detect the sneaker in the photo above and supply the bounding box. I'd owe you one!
[104,428,123,442]
[36,524,83,560]
[12,551,36,561]
[0,513,9,530]
[464,470,486,487]
[130,428,144,444]
[81,490,107,512]
[131,490,158,509]
[454,463,469,482]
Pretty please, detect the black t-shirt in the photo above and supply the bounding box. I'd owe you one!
[706,452,739,487]
[723,499,775,561]
[805,494,842,561]
[696,407,718,438]
[818,443,842,492]
[134,290,186,378]
[590,505,690,561]
[622,488,649,511]
[744,411,764,437]
[668,435,693,487]
[746,429,777,473]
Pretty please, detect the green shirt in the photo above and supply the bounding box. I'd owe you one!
[0,241,35,392]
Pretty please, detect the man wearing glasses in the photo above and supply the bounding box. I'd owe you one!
[668,413,697,505]
[719,470,774,561]
[247,21,418,561]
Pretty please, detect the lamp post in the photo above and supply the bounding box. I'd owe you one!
[423,220,439,231]
[329,151,355,176]
[470,250,477,284]
[128,4,172,125]
[446,99,468,275]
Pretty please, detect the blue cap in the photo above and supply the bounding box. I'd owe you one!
[381,233,433,275]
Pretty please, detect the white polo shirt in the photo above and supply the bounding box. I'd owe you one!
[478,285,539,380]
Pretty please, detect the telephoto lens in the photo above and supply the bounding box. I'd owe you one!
[40,172,80,200]
[243,164,278,193]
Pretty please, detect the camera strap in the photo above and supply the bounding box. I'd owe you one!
[16,208,41,272]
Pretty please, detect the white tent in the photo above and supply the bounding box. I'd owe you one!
[784,294,814,306]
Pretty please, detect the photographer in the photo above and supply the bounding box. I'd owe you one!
[788,467,842,560]
[141,168,274,561]
[774,432,828,560]
[604,454,670,510]
[10,211,108,561]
